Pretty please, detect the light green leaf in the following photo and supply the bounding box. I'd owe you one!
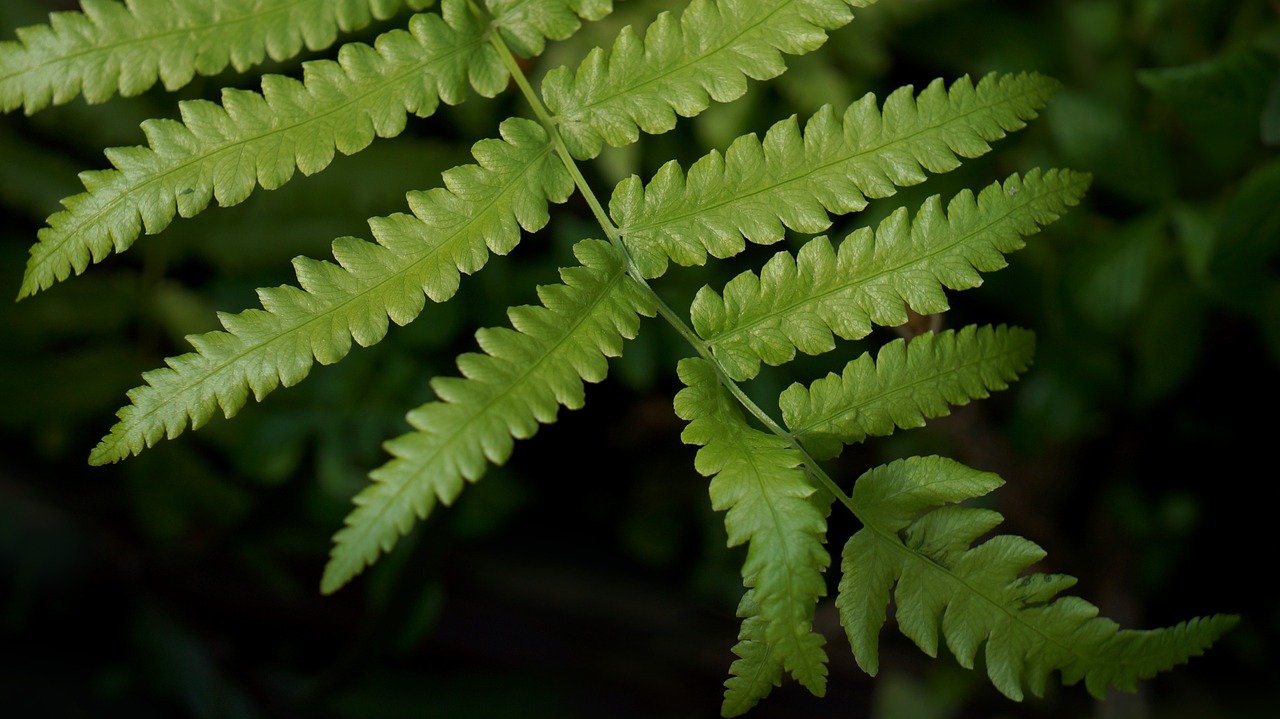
[612,72,1062,278]
[89,117,572,465]
[487,0,613,57]
[781,325,1035,460]
[721,591,785,717]
[19,0,612,299]
[692,169,1089,380]
[839,456,1238,700]
[675,357,830,710]
[322,238,656,592]
[542,0,876,159]
[19,0,492,298]
[0,0,436,114]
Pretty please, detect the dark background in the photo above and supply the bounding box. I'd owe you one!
[2,0,1278,716]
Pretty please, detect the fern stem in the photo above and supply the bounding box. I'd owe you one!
[477,2,617,241]
[481,13,709,357]
[720,372,857,513]
[477,3,693,346]
[478,3,702,349]
[478,1,855,513]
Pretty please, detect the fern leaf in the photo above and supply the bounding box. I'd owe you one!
[721,591,785,717]
[611,72,1062,279]
[89,117,572,465]
[487,0,614,57]
[781,325,1035,461]
[838,456,1238,699]
[691,169,1089,380]
[675,357,830,706]
[321,238,656,592]
[18,0,610,299]
[0,0,435,115]
[541,0,876,160]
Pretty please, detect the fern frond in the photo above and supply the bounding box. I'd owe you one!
[838,456,1238,699]
[0,0,436,115]
[89,117,572,465]
[691,169,1089,380]
[675,357,830,708]
[321,238,656,592]
[542,0,876,160]
[612,73,1061,278]
[18,0,611,299]
[781,325,1035,461]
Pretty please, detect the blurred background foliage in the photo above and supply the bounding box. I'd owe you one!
[2,0,1278,716]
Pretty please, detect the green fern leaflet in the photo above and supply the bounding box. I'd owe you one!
[676,357,832,702]
[323,238,656,592]
[0,0,436,113]
[15,0,609,298]
[88,117,574,464]
[690,169,1088,381]
[839,456,1237,699]
[782,324,1037,460]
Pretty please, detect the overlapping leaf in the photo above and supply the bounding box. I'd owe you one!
[691,169,1090,381]
[18,0,612,298]
[838,456,1238,699]
[89,117,572,465]
[542,0,876,160]
[488,0,613,57]
[781,325,1035,460]
[322,239,656,592]
[0,0,435,114]
[611,72,1061,278]
[675,357,830,712]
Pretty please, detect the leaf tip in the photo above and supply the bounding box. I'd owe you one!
[319,564,351,595]
[87,435,125,466]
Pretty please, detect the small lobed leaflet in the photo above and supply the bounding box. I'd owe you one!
[488,0,614,57]
[720,593,786,717]
[838,456,1239,700]
[676,357,831,712]
[781,325,1036,461]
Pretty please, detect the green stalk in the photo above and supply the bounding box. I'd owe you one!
[476,1,856,513]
